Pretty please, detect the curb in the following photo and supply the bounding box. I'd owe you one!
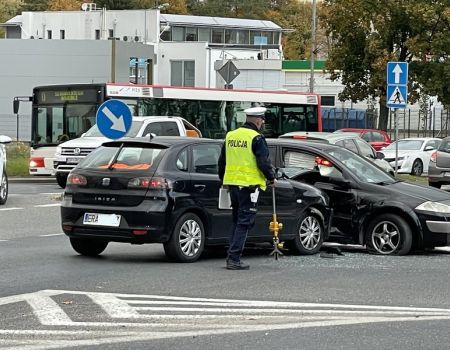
[9,177,56,184]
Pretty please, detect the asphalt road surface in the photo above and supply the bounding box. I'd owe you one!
[1,182,450,349]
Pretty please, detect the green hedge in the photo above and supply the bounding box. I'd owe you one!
[5,143,30,177]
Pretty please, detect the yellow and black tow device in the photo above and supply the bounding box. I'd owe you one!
[269,183,284,260]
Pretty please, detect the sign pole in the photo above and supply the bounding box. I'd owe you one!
[394,108,399,176]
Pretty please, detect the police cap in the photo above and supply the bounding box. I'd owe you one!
[244,106,267,119]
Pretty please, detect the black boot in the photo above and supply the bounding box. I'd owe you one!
[226,259,250,270]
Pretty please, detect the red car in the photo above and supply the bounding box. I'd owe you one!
[335,128,391,151]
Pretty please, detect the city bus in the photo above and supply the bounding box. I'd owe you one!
[27,83,321,175]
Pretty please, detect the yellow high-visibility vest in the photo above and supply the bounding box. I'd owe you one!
[223,127,266,190]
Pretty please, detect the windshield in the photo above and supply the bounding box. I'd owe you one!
[385,140,424,151]
[325,148,395,184]
[83,121,144,138]
[32,103,97,147]
[78,145,164,171]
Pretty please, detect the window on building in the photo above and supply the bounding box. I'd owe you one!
[273,32,280,45]
[108,29,114,38]
[225,29,238,44]
[60,30,65,39]
[171,60,195,87]
[250,31,265,45]
[47,30,52,39]
[95,29,100,40]
[160,25,171,41]
[237,30,249,44]
[211,29,224,43]
[262,31,273,44]
[321,96,336,106]
[198,28,210,42]
[172,26,184,41]
[185,27,198,41]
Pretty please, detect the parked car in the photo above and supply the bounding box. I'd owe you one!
[280,131,394,175]
[334,128,391,151]
[267,139,450,255]
[54,116,201,188]
[428,136,450,188]
[380,138,441,176]
[61,137,331,262]
[0,135,12,205]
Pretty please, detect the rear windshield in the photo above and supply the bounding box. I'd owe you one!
[77,145,164,171]
[439,139,450,152]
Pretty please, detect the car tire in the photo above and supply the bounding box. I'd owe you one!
[429,182,441,189]
[70,238,108,256]
[164,213,205,263]
[56,173,68,188]
[287,211,324,255]
[366,214,412,255]
[0,170,8,205]
[411,159,423,176]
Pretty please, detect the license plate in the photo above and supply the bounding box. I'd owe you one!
[444,172,450,177]
[83,213,121,227]
[67,157,81,164]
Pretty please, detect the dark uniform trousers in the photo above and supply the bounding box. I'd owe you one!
[227,185,258,262]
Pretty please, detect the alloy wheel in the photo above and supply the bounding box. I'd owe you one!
[412,160,423,176]
[178,219,202,257]
[298,215,321,250]
[371,221,400,254]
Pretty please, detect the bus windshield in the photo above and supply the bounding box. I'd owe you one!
[32,103,97,147]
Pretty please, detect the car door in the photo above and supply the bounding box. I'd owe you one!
[189,143,228,240]
[280,147,358,241]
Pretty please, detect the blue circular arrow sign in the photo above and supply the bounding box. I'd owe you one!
[96,100,132,140]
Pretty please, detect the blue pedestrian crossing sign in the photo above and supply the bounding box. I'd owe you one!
[96,100,132,139]
[387,61,408,109]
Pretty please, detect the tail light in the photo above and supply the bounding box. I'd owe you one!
[430,151,437,163]
[67,174,87,186]
[315,157,333,167]
[128,177,171,189]
[30,157,45,168]
[292,135,307,139]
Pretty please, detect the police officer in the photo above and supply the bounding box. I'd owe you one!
[218,106,275,270]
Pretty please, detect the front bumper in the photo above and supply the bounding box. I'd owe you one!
[416,211,450,247]
[61,194,172,244]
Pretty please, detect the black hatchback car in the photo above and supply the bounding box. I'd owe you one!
[267,139,450,255]
[61,137,331,262]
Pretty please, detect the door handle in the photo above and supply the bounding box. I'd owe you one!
[194,184,206,191]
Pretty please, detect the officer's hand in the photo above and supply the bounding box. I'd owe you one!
[268,179,277,187]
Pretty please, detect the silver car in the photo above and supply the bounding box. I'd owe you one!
[0,135,12,205]
[428,136,450,188]
[280,131,394,175]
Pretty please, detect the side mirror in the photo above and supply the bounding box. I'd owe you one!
[274,167,288,180]
[13,100,19,114]
[376,152,385,160]
[0,135,12,144]
[328,176,351,189]
[424,146,434,151]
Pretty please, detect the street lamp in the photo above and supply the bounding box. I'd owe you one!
[309,0,317,93]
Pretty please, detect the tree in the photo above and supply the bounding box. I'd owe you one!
[321,0,450,130]
[20,0,48,11]
[0,0,23,37]
[48,0,83,11]
[94,0,132,10]
[132,0,188,14]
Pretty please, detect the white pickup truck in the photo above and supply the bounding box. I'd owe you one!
[53,116,201,187]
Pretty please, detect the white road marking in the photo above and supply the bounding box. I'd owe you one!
[34,204,61,208]
[0,207,23,211]
[39,233,64,237]
[2,289,450,350]
[0,239,8,242]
